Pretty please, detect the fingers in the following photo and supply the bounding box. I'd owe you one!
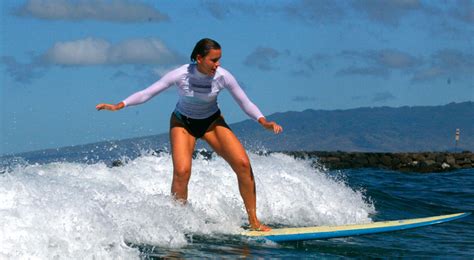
[272,123,283,134]
[96,102,125,111]
[96,104,105,110]
[274,124,283,134]
[96,103,114,111]
[96,104,112,111]
[264,122,283,134]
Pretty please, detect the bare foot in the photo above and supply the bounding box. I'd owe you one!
[250,223,272,232]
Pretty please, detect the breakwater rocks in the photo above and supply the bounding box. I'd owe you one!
[109,150,473,173]
[282,151,474,173]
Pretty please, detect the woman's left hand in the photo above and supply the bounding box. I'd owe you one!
[258,117,283,134]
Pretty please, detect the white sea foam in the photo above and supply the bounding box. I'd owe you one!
[0,152,375,259]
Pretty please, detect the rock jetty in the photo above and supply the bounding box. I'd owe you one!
[282,151,474,173]
[109,150,473,173]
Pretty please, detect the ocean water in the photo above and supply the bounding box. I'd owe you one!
[0,149,472,259]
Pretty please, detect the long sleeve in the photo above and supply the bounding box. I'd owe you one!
[122,67,181,107]
[224,71,264,121]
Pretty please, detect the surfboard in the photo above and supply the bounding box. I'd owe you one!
[242,212,470,242]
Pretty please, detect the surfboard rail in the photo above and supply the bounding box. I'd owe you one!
[242,212,471,242]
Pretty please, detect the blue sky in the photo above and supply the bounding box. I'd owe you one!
[1,0,473,155]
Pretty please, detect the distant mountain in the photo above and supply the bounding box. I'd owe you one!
[232,101,473,152]
[3,102,472,164]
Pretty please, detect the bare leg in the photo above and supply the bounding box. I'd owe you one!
[170,117,196,203]
[202,119,270,231]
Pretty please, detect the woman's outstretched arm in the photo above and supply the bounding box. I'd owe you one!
[95,65,184,111]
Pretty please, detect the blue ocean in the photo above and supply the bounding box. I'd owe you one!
[0,145,472,258]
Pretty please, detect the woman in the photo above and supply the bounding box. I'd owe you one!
[96,38,282,231]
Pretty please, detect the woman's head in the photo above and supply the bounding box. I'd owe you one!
[191,38,222,76]
[190,38,221,62]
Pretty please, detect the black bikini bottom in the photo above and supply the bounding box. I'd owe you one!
[170,110,230,138]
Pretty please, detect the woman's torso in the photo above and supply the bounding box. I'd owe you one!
[174,64,228,119]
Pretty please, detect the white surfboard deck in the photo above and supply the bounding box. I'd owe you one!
[242,212,470,242]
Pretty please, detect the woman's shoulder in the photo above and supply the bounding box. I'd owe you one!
[175,64,193,73]
[215,66,234,78]
[215,67,239,88]
[162,64,193,77]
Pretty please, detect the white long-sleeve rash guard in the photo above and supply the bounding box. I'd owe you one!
[122,64,264,120]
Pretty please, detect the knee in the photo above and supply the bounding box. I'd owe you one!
[234,157,252,174]
[173,166,191,183]
[239,157,251,171]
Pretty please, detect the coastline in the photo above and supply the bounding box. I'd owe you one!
[281,151,474,173]
[3,147,472,174]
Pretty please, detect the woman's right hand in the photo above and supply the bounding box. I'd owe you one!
[96,102,125,111]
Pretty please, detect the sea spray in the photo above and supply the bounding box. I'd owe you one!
[0,151,374,258]
[250,153,375,226]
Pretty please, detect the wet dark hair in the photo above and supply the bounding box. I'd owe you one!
[190,38,221,62]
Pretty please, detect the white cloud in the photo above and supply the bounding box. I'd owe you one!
[15,0,169,23]
[42,37,183,66]
[108,39,179,65]
[44,38,110,65]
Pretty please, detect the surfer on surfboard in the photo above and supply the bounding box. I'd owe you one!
[96,38,282,231]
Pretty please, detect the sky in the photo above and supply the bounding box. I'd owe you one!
[1,0,473,155]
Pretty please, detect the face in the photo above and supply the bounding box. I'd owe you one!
[196,48,222,76]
